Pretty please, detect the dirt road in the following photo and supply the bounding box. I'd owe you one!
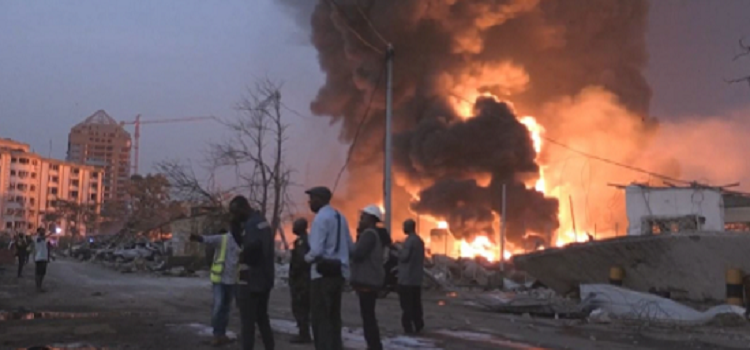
[1,258,745,349]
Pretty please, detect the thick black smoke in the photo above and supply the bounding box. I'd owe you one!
[403,97,558,241]
[277,0,650,243]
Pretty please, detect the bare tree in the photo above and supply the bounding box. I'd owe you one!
[211,79,293,250]
[727,38,750,88]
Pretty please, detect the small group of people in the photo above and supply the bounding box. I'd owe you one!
[192,186,425,350]
[8,228,55,292]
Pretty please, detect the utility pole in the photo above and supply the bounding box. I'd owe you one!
[569,195,577,242]
[384,44,395,235]
[500,184,507,271]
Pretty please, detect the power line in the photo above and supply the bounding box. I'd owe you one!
[355,4,389,46]
[327,0,384,55]
[447,90,691,184]
[332,62,386,194]
[540,135,690,184]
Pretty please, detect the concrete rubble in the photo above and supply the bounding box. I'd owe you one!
[580,284,746,326]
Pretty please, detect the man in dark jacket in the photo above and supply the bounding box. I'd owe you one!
[288,218,311,343]
[397,219,425,334]
[231,195,275,350]
[350,205,385,350]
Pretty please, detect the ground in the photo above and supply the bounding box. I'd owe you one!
[1,258,749,350]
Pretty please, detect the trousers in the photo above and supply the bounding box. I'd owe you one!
[211,284,235,336]
[237,287,274,350]
[357,290,383,350]
[17,254,27,277]
[310,277,343,350]
[398,285,424,333]
[290,280,311,335]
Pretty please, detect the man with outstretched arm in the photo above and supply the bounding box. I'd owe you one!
[190,228,240,346]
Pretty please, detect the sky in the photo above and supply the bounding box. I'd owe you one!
[1,0,749,199]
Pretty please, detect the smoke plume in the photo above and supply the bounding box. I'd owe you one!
[278,0,651,244]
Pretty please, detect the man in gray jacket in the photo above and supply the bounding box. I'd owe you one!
[231,195,275,350]
[397,219,425,334]
[350,204,385,350]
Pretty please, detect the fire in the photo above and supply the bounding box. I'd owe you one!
[518,116,546,193]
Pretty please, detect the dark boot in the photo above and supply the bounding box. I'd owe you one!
[289,324,312,344]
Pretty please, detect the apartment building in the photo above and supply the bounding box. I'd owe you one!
[0,139,104,235]
[67,110,132,203]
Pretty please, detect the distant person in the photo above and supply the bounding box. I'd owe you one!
[304,186,352,350]
[10,233,30,278]
[231,196,275,350]
[288,218,312,344]
[398,219,425,334]
[350,205,386,350]
[190,228,240,346]
[33,228,53,292]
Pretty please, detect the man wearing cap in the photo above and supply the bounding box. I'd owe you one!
[304,186,352,350]
[350,205,386,350]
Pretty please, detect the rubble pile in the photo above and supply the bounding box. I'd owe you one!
[66,233,200,276]
[427,255,504,288]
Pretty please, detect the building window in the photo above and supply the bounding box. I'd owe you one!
[90,194,97,201]
[16,184,27,192]
[50,164,59,171]
[30,185,36,192]
[18,171,29,179]
[5,222,11,229]
[72,168,80,175]
[70,191,79,199]
[8,183,15,190]
[91,172,99,179]
[10,170,16,176]
[5,209,13,216]
[32,160,38,166]
[19,158,29,164]
[10,157,17,163]
[48,187,58,195]
[50,176,59,183]
[29,197,35,205]
[31,172,36,179]
[71,179,80,187]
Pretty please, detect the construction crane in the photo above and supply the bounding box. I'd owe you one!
[119,114,216,174]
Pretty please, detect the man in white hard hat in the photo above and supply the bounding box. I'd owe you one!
[350,204,386,350]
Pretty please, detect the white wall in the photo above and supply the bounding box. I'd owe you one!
[625,186,724,235]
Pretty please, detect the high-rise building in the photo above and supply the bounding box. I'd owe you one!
[67,110,132,203]
[0,138,104,235]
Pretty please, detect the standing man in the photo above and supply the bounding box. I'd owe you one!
[232,195,275,350]
[289,218,312,344]
[33,228,53,292]
[10,233,30,278]
[190,228,240,346]
[304,186,352,350]
[350,205,385,350]
[397,219,425,334]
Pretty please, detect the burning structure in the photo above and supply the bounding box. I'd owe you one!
[278,0,672,260]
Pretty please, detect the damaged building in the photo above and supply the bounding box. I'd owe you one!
[515,184,750,302]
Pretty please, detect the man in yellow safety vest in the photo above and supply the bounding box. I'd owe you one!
[191,228,241,346]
